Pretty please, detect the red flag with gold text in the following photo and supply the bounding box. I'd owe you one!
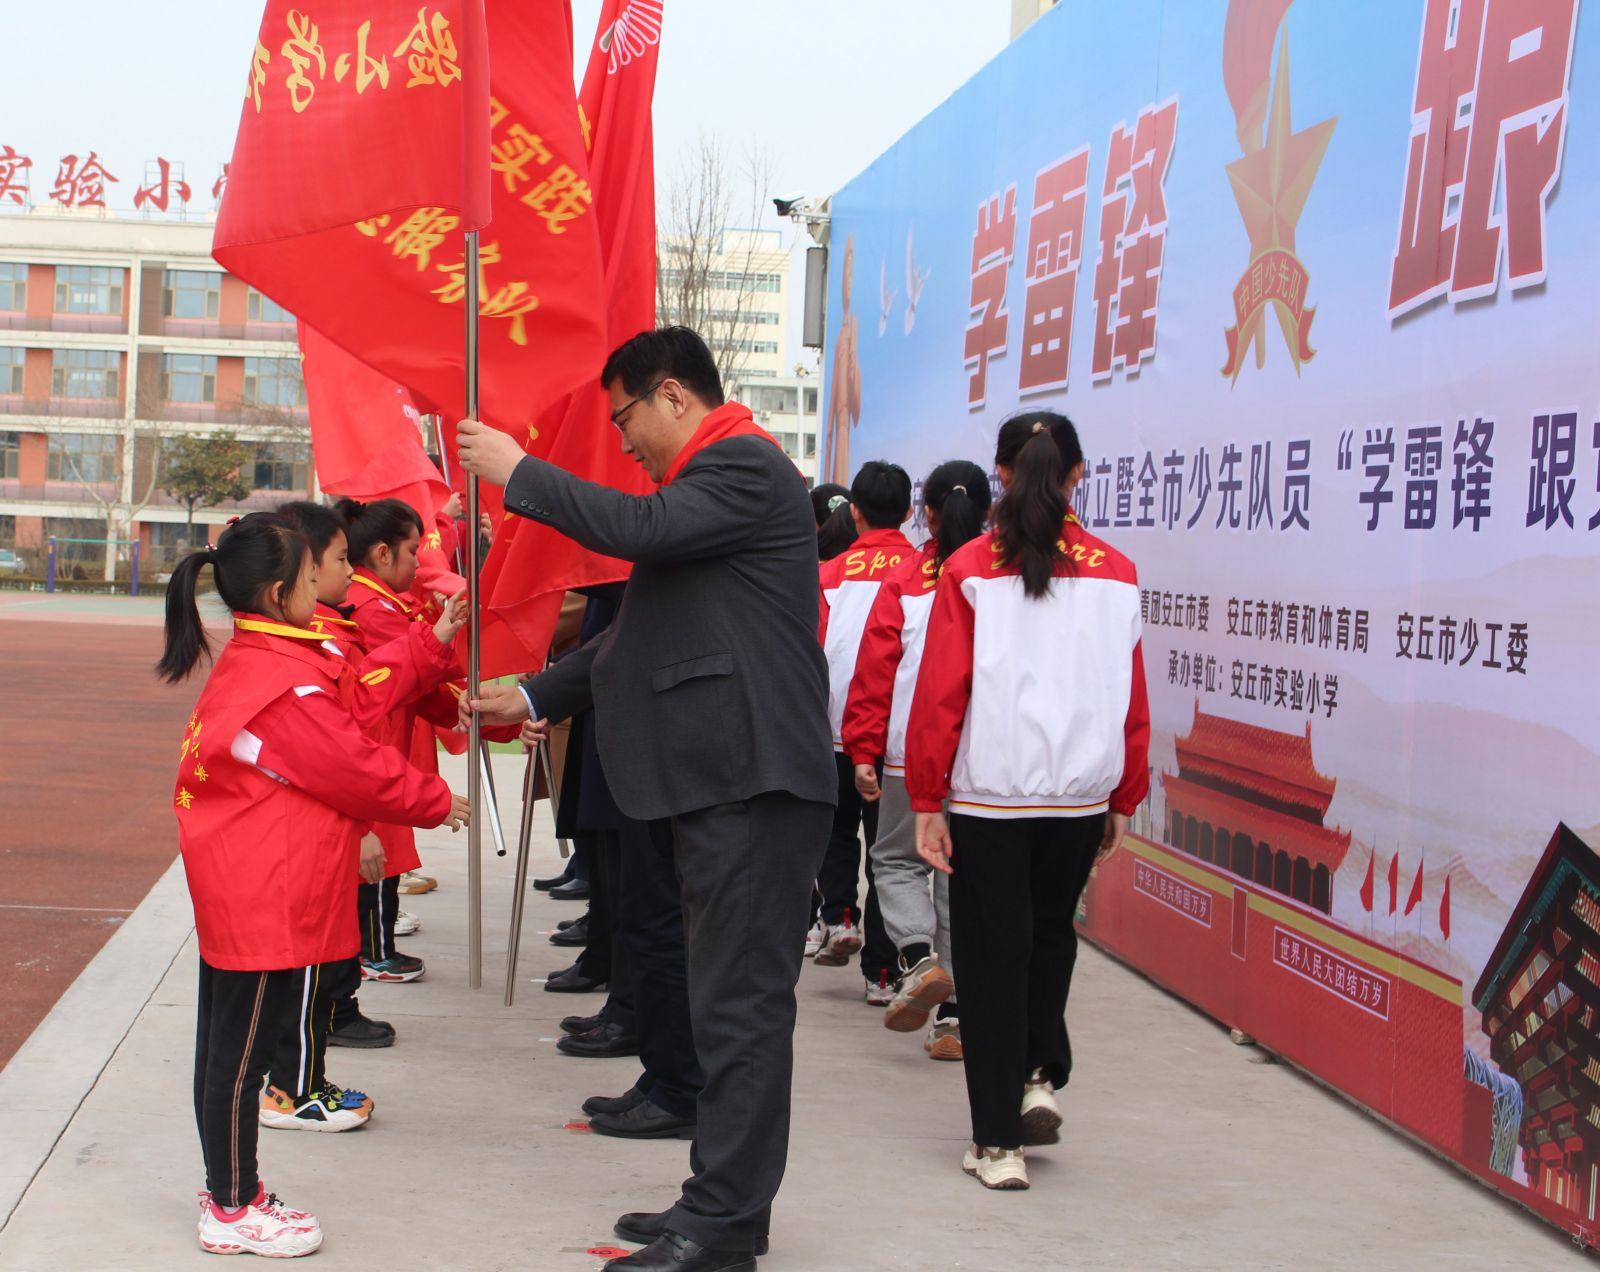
[475,0,665,678]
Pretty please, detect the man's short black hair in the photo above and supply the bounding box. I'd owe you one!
[850,460,913,529]
[600,326,725,408]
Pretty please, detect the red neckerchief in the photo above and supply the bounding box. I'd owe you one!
[660,401,782,486]
[350,569,415,615]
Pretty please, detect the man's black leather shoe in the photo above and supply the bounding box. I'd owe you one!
[556,1022,640,1058]
[327,1014,395,1048]
[550,916,590,947]
[532,869,573,892]
[603,1231,755,1271]
[550,877,592,902]
[543,964,606,993]
[556,914,583,930]
[589,1098,694,1139]
[562,1011,605,1036]
[614,1213,767,1257]
[582,1085,645,1118]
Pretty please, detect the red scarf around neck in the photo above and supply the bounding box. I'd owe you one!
[660,401,782,485]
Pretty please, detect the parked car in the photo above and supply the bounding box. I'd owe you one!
[0,549,25,574]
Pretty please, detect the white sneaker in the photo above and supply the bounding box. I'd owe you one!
[803,919,826,959]
[884,955,954,1032]
[814,917,863,966]
[394,909,421,936]
[864,972,897,1007]
[962,1144,1029,1190]
[259,1085,370,1132]
[197,1193,323,1257]
[924,1018,963,1061]
[1021,1068,1062,1145]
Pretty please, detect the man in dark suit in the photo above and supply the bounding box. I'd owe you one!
[457,327,836,1272]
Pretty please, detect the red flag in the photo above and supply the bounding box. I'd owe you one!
[1404,857,1425,916]
[215,1,608,430]
[1386,852,1398,915]
[1358,849,1374,913]
[1439,872,1451,939]
[475,0,664,677]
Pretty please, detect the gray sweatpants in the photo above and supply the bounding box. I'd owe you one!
[869,772,955,1000]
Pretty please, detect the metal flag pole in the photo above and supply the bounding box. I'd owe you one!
[504,738,540,1006]
[464,229,484,991]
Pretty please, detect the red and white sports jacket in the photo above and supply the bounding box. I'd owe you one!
[818,527,914,750]
[905,519,1151,820]
[840,543,940,776]
[173,616,451,971]
[307,600,458,732]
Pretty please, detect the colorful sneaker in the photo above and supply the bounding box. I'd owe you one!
[394,909,421,936]
[398,871,437,895]
[259,1084,370,1132]
[884,955,954,1032]
[1021,1068,1062,1145]
[803,920,827,959]
[924,1018,964,1061]
[814,916,863,966]
[864,970,897,1006]
[198,1184,313,1226]
[324,1082,375,1116]
[360,953,425,983]
[962,1144,1029,1190]
[197,1192,323,1257]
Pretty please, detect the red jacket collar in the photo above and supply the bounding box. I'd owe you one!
[660,401,782,485]
[350,570,414,614]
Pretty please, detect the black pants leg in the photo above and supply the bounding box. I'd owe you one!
[619,816,702,1118]
[859,840,896,985]
[327,957,363,1032]
[590,830,633,1028]
[574,831,617,987]
[267,962,343,1098]
[947,813,1102,1149]
[666,794,832,1252]
[817,753,876,927]
[358,875,400,962]
[194,959,296,1209]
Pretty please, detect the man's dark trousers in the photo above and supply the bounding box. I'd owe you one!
[619,816,699,1115]
[665,793,831,1252]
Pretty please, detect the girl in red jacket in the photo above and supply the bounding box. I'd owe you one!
[905,413,1150,1192]
[842,460,991,1060]
[158,512,467,1258]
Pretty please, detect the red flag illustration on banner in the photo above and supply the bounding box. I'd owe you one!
[1439,871,1451,939]
[1386,852,1398,915]
[1358,849,1374,913]
[475,0,664,678]
[214,1,608,432]
[1404,857,1425,917]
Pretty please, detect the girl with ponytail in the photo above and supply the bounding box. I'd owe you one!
[157,512,467,1257]
[901,411,1151,1193]
[840,459,993,1060]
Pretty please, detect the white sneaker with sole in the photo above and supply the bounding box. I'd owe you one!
[1021,1068,1062,1145]
[259,1085,370,1132]
[394,909,421,936]
[864,972,897,1006]
[803,919,826,959]
[197,1185,313,1226]
[197,1194,322,1257]
[884,955,953,1032]
[814,917,863,966]
[962,1144,1029,1190]
[924,1018,963,1061]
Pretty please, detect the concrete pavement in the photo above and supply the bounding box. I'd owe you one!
[0,753,1579,1270]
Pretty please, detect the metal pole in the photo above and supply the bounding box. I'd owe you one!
[464,229,483,991]
[480,743,508,858]
[47,537,56,593]
[504,749,538,1006]
[131,541,140,598]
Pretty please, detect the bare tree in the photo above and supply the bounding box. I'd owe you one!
[655,134,779,389]
[50,425,166,579]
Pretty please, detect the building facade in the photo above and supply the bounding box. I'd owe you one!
[738,372,822,487]
[0,206,310,580]
[1009,0,1060,41]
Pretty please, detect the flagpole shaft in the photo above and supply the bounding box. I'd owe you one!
[504,749,539,1007]
[465,228,483,992]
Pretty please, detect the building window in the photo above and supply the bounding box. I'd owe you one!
[54,265,124,315]
[51,348,119,399]
[47,433,118,483]
[0,263,25,312]
[0,431,19,478]
[163,354,217,403]
[748,386,799,414]
[0,346,22,395]
[252,441,310,492]
[162,269,221,320]
[146,520,206,552]
[243,357,304,407]
[247,289,292,324]
[804,388,818,413]
[804,432,817,460]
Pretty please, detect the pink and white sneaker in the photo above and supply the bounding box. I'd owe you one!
[197,1187,322,1258]
[197,1183,315,1226]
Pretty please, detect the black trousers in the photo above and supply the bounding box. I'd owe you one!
[357,874,400,962]
[619,816,702,1118]
[267,957,357,1099]
[665,793,832,1252]
[815,753,895,981]
[576,831,626,1004]
[947,812,1103,1149]
[194,959,297,1209]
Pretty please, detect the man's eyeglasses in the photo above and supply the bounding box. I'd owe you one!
[610,379,667,430]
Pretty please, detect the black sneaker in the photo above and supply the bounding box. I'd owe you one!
[328,1014,396,1048]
